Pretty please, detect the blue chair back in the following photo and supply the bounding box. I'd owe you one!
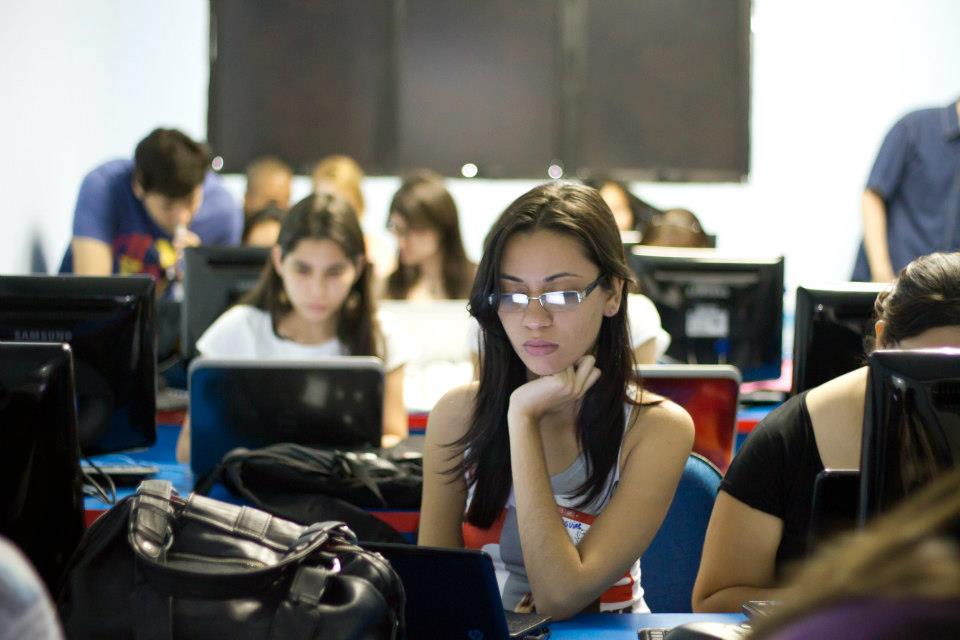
[640,453,721,612]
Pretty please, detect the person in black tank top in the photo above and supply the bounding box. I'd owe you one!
[692,251,960,613]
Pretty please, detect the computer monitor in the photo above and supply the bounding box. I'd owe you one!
[0,342,84,591]
[628,246,784,382]
[792,283,886,395]
[181,245,270,360]
[859,349,960,524]
[0,275,156,455]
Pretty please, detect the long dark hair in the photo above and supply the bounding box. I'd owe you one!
[385,170,475,299]
[455,182,640,528]
[242,192,381,358]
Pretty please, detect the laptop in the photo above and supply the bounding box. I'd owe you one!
[636,364,741,472]
[377,299,476,411]
[363,543,551,640]
[188,357,384,479]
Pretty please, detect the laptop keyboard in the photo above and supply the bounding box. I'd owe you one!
[639,623,752,640]
[504,610,550,638]
[82,462,160,486]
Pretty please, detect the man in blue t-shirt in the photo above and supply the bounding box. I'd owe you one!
[59,128,242,296]
[852,98,960,282]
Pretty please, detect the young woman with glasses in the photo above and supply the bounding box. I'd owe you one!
[418,182,694,619]
[383,170,476,300]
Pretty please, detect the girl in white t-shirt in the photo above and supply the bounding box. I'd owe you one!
[176,192,408,461]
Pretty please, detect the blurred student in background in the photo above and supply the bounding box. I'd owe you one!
[852,98,960,283]
[176,192,410,461]
[243,156,292,217]
[693,251,960,613]
[59,128,241,296]
[384,170,476,300]
[584,178,661,239]
[640,208,712,249]
[242,205,286,247]
[313,154,395,278]
[313,154,365,219]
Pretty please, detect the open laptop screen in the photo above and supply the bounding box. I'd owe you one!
[363,543,550,640]
[189,358,384,478]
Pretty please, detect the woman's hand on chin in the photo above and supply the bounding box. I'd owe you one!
[508,355,601,423]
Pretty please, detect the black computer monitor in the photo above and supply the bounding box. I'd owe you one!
[0,342,84,591]
[859,349,960,524]
[0,275,156,455]
[792,283,886,395]
[181,246,270,360]
[628,246,785,382]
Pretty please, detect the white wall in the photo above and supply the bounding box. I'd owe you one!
[0,1,209,274]
[3,0,959,304]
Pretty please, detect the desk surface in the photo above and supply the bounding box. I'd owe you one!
[83,424,193,521]
[549,613,745,639]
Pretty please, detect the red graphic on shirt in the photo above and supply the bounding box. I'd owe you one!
[112,232,165,284]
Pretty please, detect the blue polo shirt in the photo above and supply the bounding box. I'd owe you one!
[852,100,960,281]
[59,159,242,294]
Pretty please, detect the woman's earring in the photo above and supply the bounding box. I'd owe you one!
[345,290,361,312]
[278,290,289,305]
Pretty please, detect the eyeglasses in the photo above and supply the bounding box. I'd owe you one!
[489,275,604,313]
[387,219,429,238]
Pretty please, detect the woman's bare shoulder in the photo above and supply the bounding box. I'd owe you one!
[627,395,695,448]
[426,382,479,442]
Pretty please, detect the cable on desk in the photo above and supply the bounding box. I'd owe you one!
[81,457,117,505]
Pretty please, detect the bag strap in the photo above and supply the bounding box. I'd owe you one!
[267,566,331,639]
[132,526,342,599]
[130,479,177,560]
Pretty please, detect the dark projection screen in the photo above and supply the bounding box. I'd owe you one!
[397,0,558,178]
[208,0,750,181]
[578,0,751,181]
[208,0,394,174]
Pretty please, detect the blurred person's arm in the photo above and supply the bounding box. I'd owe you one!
[70,237,113,275]
[381,365,407,447]
[176,415,191,463]
[861,190,895,283]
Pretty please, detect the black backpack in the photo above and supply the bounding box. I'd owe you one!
[58,480,405,639]
[195,444,423,542]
